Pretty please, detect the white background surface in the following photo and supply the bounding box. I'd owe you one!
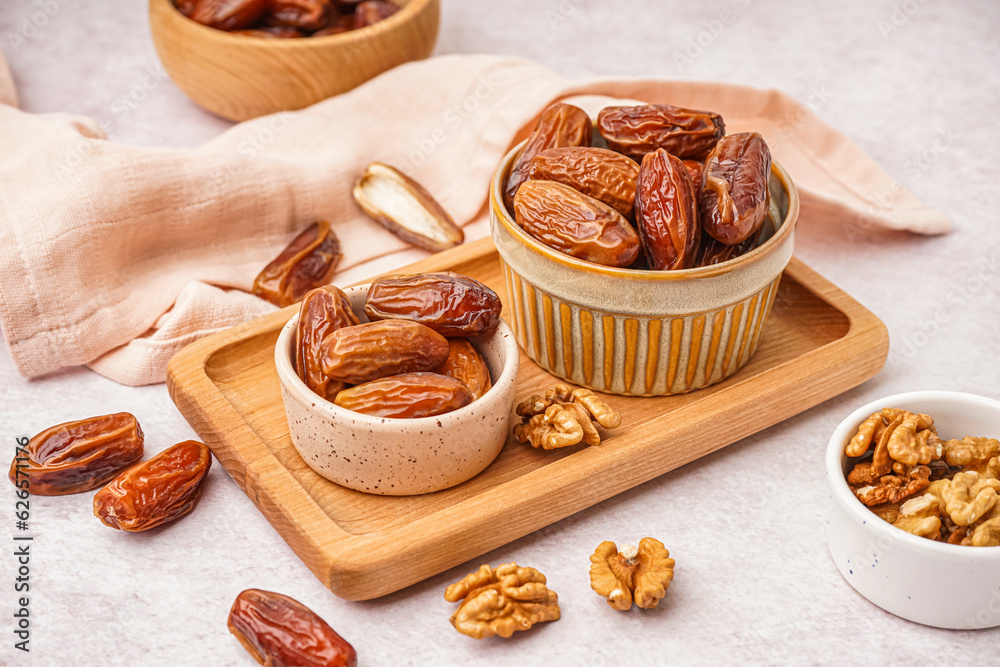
[1,1,998,665]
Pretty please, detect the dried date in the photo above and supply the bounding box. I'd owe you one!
[189,0,267,30]
[93,440,211,532]
[438,339,492,400]
[696,236,758,267]
[363,272,502,337]
[504,103,593,211]
[334,372,473,418]
[8,413,144,496]
[526,147,640,220]
[295,285,360,401]
[321,320,449,384]
[682,160,704,193]
[596,104,725,161]
[353,0,398,28]
[263,0,330,31]
[252,221,342,307]
[228,589,357,667]
[700,132,772,245]
[635,149,701,271]
[353,163,464,253]
[513,180,640,268]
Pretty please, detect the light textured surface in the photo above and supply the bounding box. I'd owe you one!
[0,0,998,665]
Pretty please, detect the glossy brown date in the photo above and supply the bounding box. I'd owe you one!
[263,0,330,31]
[526,147,640,220]
[696,236,758,267]
[513,180,640,268]
[295,285,360,401]
[93,440,211,532]
[699,132,772,245]
[334,372,473,419]
[8,413,144,496]
[438,339,492,401]
[188,0,267,30]
[252,221,342,307]
[321,320,449,384]
[353,0,398,28]
[228,589,357,667]
[635,149,701,271]
[596,104,725,161]
[504,103,593,211]
[682,160,704,193]
[363,272,502,338]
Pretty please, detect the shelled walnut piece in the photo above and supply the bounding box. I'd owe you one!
[512,383,622,449]
[444,563,560,639]
[589,538,675,611]
[845,407,1000,546]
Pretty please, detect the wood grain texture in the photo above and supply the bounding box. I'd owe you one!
[148,0,440,121]
[166,237,888,600]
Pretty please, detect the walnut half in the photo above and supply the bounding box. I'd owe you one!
[444,563,560,639]
[513,383,622,449]
[589,538,675,611]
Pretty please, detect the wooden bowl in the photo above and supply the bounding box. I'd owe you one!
[149,0,440,121]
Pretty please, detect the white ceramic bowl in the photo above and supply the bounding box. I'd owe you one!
[826,390,1000,629]
[274,284,519,496]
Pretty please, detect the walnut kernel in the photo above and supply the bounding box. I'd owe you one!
[444,563,560,639]
[589,538,674,611]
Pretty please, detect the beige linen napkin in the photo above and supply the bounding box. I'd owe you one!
[0,52,950,386]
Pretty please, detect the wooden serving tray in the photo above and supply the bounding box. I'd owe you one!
[167,237,888,600]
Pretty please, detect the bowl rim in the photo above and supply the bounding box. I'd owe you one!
[825,390,1000,557]
[152,0,435,47]
[491,137,800,281]
[274,283,520,427]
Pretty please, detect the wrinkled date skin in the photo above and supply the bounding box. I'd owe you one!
[263,0,330,31]
[188,0,267,30]
[295,285,360,401]
[504,103,593,211]
[635,149,701,271]
[597,104,725,161]
[682,160,705,194]
[253,221,343,307]
[93,441,211,532]
[228,589,357,667]
[514,180,640,268]
[353,0,398,28]
[696,236,758,267]
[334,372,473,419]
[438,339,492,401]
[8,413,144,496]
[321,320,449,384]
[700,132,772,245]
[527,147,640,220]
[363,272,502,338]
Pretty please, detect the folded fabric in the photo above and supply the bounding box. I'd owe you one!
[0,52,950,386]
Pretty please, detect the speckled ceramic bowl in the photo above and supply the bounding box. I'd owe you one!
[274,284,519,496]
[491,141,799,396]
[826,391,1000,629]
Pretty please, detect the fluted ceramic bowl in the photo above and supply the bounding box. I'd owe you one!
[490,141,799,396]
[274,284,519,496]
[826,391,1000,629]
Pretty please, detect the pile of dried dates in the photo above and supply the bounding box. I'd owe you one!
[295,271,501,418]
[174,0,399,37]
[505,101,774,270]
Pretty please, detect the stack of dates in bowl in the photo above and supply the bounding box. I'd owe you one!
[491,101,800,396]
[274,272,520,496]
